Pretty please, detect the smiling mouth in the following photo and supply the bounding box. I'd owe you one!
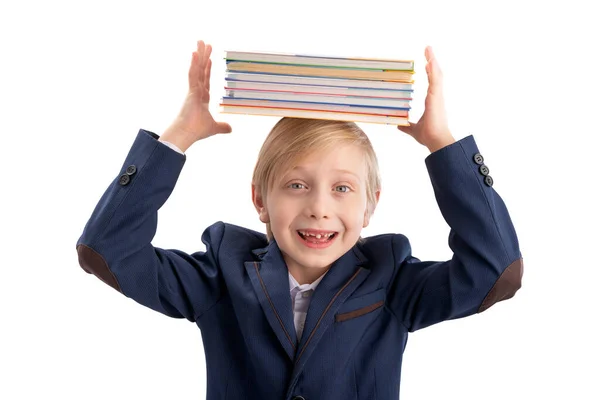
[297,231,338,242]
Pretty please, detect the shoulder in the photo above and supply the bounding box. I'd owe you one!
[200,221,268,253]
[349,233,415,291]
[355,232,412,265]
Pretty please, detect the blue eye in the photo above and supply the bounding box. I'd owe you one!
[288,183,351,192]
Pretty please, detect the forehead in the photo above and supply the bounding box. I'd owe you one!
[287,143,366,177]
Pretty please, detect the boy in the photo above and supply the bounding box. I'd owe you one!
[76,40,523,399]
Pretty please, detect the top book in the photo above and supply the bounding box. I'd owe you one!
[224,50,414,71]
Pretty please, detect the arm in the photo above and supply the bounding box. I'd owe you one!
[76,40,233,322]
[389,47,522,331]
[76,129,226,322]
[387,135,523,332]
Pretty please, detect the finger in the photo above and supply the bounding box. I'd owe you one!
[202,44,212,80]
[425,46,433,63]
[424,46,435,86]
[205,58,212,92]
[425,46,443,96]
[427,58,444,98]
[197,40,206,81]
[430,54,443,83]
[204,43,212,64]
[203,44,212,90]
[188,52,200,90]
[197,40,205,60]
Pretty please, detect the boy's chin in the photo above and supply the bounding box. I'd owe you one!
[290,247,344,268]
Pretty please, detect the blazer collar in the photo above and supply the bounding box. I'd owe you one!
[244,239,371,376]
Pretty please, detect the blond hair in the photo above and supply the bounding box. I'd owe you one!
[251,117,381,244]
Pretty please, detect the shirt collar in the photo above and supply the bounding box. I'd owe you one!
[288,270,327,293]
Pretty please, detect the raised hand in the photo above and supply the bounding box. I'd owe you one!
[161,40,232,152]
[397,46,455,153]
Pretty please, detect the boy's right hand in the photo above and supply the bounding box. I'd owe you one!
[160,40,232,152]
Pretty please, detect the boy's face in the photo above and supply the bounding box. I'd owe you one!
[252,143,379,283]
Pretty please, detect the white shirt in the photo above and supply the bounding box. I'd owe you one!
[159,140,186,154]
[159,139,326,341]
[288,271,326,341]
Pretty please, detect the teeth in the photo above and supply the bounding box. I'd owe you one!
[299,231,335,239]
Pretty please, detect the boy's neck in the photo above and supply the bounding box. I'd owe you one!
[287,263,331,285]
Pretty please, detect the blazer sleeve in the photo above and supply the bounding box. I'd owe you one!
[387,135,523,332]
[75,129,225,322]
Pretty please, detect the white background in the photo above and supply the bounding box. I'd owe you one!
[1,0,598,399]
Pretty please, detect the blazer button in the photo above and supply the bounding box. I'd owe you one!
[473,153,484,165]
[479,164,489,176]
[118,174,130,186]
[292,396,306,400]
[126,165,137,175]
[484,175,494,187]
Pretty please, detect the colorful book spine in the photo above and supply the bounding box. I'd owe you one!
[220,50,414,125]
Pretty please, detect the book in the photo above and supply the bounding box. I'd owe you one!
[224,89,411,108]
[219,105,409,125]
[226,62,414,82]
[224,50,414,71]
[225,72,414,91]
[220,98,410,117]
[219,49,415,125]
[225,80,413,99]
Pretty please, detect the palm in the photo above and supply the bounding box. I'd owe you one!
[397,46,450,145]
[174,41,231,140]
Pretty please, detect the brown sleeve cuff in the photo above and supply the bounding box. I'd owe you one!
[77,244,122,293]
[478,258,523,313]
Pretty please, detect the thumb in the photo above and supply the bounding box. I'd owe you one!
[215,121,233,134]
[397,122,414,136]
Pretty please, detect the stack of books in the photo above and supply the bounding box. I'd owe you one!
[219,50,414,125]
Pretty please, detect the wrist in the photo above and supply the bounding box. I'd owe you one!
[160,127,194,153]
[426,135,456,153]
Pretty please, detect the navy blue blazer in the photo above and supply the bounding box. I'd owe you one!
[76,129,523,400]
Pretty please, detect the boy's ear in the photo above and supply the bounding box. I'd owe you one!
[251,184,270,224]
[363,190,381,228]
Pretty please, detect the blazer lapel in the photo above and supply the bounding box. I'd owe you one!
[244,238,371,389]
[287,245,370,395]
[244,240,298,362]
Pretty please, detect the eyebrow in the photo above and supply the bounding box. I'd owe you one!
[290,166,361,181]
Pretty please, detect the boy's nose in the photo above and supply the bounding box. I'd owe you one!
[304,191,331,220]
[309,209,329,220]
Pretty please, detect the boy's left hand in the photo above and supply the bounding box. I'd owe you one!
[397,46,455,153]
